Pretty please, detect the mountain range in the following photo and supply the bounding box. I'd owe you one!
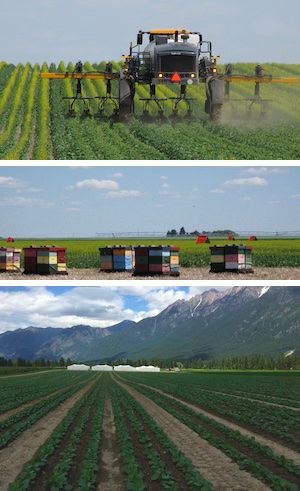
[0,287,299,361]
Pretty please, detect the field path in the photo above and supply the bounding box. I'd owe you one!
[1,266,300,280]
[114,377,269,491]
[0,369,60,379]
[0,376,98,491]
[129,380,300,466]
[96,390,125,491]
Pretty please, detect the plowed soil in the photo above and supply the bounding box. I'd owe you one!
[0,377,98,491]
[114,377,269,490]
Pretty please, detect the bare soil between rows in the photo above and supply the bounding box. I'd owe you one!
[114,377,268,490]
[127,379,300,460]
[1,266,300,280]
[0,376,98,491]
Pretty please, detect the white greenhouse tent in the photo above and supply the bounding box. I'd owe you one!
[91,364,113,371]
[136,365,160,372]
[67,364,90,371]
[113,365,137,371]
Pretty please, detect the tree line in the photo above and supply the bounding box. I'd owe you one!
[0,353,299,370]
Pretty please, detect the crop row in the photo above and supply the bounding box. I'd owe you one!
[120,373,300,448]
[118,376,299,490]
[0,371,94,413]
[109,377,212,490]
[0,62,300,159]
[0,377,92,449]
[9,376,103,491]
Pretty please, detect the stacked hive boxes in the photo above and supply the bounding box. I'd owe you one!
[225,245,253,271]
[23,246,67,274]
[99,246,114,271]
[209,245,225,272]
[135,245,180,275]
[210,245,253,273]
[99,246,135,272]
[0,247,21,272]
[135,246,149,274]
[113,246,135,271]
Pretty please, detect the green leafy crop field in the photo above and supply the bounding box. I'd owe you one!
[2,371,299,490]
[0,61,299,159]
[1,237,300,268]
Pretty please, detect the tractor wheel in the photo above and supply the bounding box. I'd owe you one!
[210,104,222,123]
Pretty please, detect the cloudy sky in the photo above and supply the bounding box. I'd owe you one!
[0,285,226,333]
[1,0,299,64]
[0,166,299,237]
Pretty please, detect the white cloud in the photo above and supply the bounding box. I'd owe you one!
[242,167,268,175]
[240,196,252,201]
[290,194,300,199]
[160,176,168,180]
[111,172,123,178]
[161,183,169,189]
[66,179,119,191]
[210,188,225,194]
[0,176,26,188]
[224,177,267,186]
[105,190,143,198]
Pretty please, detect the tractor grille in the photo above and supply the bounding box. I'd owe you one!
[159,54,195,73]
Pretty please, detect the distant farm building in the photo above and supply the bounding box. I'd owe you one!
[67,364,90,371]
[136,365,160,372]
[113,365,137,371]
[91,364,113,371]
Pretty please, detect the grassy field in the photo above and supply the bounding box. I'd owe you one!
[1,370,299,490]
[0,61,299,159]
[1,236,300,268]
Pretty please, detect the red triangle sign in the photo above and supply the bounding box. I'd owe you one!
[171,72,181,82]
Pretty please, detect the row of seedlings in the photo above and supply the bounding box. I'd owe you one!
[99,245,180,276]
[210,244,253,273]
[23,245,67,274]
[0,247,21,272]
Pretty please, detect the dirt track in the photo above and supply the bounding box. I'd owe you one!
[114,377,269,490]
[128,380,300,465]
[1,267,300,280]
[0,377,98,491]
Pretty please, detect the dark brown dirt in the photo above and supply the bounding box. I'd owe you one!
[1,267,300,280]
[114,377,268,490]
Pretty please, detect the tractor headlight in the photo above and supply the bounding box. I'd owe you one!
[158,73,163,78]
[190,73,195,78]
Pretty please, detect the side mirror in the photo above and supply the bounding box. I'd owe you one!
[137,32,143,45]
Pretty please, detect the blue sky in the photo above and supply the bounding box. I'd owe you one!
[1,0,299,64]
[0,285,226,332]
[0,166,299,237]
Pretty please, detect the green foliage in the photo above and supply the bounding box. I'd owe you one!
[0,62,300,159]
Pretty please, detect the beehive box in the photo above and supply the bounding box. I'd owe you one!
[134,245,180,276]
[23,246,67,275]
[99,246,135,272]
[210,245,253,273]
[0,247,21,272]
[210,245,226,273]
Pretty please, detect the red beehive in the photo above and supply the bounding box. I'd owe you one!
[196,235,210,244]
